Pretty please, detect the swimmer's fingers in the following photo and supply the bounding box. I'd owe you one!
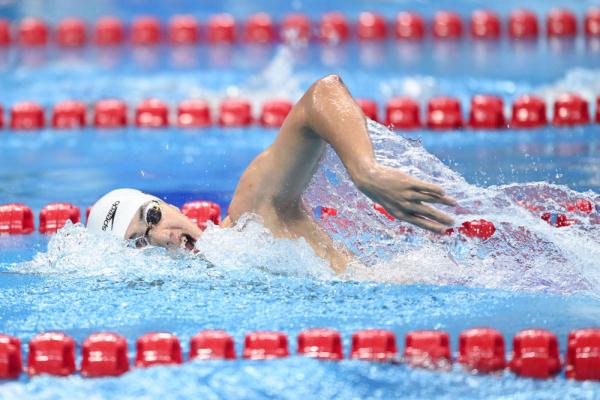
[407,192,457,206]
[396,211,447,234]
[408,179,446,197]
[408,203,455,226]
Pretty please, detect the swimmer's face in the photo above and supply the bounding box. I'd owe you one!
[124,200,202,252]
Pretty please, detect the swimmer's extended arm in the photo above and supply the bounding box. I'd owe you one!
[229,74,456,233]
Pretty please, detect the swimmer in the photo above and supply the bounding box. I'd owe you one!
[87,75,457,273]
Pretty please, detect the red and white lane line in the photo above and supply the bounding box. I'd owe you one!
[0,197,596,236]
[0,328,598,380]
[0,93,598,131]
[0,9,599,48]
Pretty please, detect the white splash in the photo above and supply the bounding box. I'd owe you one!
[305,119,600,294]
[10,214,333,281]
[196,214,333,279]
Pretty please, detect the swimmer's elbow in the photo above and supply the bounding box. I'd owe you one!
[303,74,347,123]
[310,74,344,98]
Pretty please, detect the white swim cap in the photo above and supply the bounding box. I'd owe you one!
[87,189,159,239]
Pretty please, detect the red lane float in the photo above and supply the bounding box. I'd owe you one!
[320,12,349,43]
[281,14,311,44]
[11,101,45,130]
[177,99,211,127]
[0,335,22,379]
[552,94,590,126]
[318,206,338,219]
[509,329,562,379]
[136,99,169,128]
[260,99,292,128]
[132,16,161,45]
[0,203,35,234]
[404,330,451,368]
[471,10,501,39]
[57,18,87,47]
[39,202,81,234]
[181,200,221,230]
[358,12,387,41]
[207,14,236,44]
[0,104,3,128]
[541,212,576,228]
[1,327,600,381]
[0,19,10,46]
[94,99,128,128]
[52,100,87,129]
[351,329,398,361]
[547,9,577,38]
[586,9,600,36]
[395,12,425,40]
[566,199,594,214]
[297,328,343,360]
[6,10,600,49]
[19,18,48,46]
[510,95,547,128]
[374,203,395,221]
[190,330,236,360]
[385,97,420,129]
[433,11,463,39]
[94,17,124,46]
[458,328,506,373]
[244,13,275,44]
[509,10,539,39]
[356,98,378,121]
[469,95,505,129]
[219,99,252,127]
[458,219,496,240]
[4,95,600,132]
[566,328,600,381]
[169,15,200,45]
[81,332,129,377]
[243,331,289,360]
[135,332,183,367]
[27,332,76,377]
[427,97,462,129]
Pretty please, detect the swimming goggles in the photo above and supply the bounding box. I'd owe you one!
[132,200,162,248]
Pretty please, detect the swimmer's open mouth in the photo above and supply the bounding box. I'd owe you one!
[180,234,197,252]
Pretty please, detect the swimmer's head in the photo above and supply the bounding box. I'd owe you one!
[87,189,202,251]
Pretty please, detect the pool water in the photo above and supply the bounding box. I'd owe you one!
[1,0,600,399]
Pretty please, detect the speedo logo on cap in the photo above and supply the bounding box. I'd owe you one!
[102,201,120,231]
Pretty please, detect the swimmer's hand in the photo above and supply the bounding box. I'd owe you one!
[355,164,457,234]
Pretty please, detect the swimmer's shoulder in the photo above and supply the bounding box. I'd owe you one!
[219,216,232,228]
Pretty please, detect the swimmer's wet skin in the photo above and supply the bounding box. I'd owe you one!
[88,75,457,273]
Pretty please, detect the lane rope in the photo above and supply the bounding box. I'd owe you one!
[0,327,598,380]
[1,9,599,48]
[0,94,599,131]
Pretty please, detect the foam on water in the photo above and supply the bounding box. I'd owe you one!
[13,215,332,282]
[307,120,600,294]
